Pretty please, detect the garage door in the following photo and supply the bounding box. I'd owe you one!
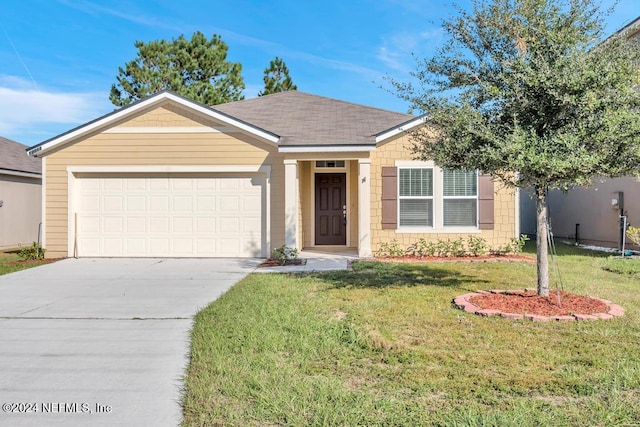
[76,174,265,257]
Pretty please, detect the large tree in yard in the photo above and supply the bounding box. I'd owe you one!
[110,32,245,107]
[394,0,640,296]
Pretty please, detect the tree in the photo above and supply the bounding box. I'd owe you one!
[110,32,245,107]
[258,56,297,96]
[393,0,640,296]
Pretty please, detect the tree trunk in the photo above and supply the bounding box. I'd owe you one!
[535,186,549,297]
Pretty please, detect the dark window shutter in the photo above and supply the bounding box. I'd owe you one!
[478,173,494,230]
[381,167,397,229]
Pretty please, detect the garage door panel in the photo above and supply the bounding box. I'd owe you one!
[77,175,264,257]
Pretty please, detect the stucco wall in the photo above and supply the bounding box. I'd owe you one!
[42,103,283,258]
[370,133,518,254]
[0,175,42,250]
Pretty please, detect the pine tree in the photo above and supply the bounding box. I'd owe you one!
[258,57,297,96]
[110,32,245,106]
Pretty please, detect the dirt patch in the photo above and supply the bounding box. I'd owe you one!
[375,254,534,263]
[470,290,609,316]
[258,258,307,268]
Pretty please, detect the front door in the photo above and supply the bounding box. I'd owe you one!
[315,173,346,245]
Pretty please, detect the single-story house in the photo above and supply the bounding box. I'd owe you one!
[0,136,42,250]
[27,91,518,258]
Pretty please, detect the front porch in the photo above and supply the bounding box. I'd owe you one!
[284,158,372,257]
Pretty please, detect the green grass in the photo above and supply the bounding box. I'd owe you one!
[183,242,640,426]
[0,252,51,276]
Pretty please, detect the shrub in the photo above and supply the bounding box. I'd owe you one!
[407,238,437,258]
[270,245,298,265]
[466,236,488,256]
[18,242,45,260]
[450,237,466,257]
[376,239,405,257]
[627,226,640,247]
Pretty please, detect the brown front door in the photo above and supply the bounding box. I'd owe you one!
[315,173,346,245]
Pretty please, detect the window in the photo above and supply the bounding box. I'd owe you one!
[443,169,477,227]
[396,166,478,229]
[315,160,345,168]
[399,168,433,227]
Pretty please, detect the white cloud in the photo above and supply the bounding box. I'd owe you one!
[0,76,109,144]
[377,28,445,73]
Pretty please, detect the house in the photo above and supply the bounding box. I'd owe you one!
[523,17,640,250]
[26,91,518,258]
[0,137,42,250]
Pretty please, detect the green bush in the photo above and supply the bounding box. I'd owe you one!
[18,242,45,260]
[270,245,298,265]
[466,236,488,256]
[376,239,405,257]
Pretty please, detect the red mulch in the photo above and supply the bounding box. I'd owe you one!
[376,254,535,263]
[258,258,306,268]
[5,258,57,266]
[470,290,610,316]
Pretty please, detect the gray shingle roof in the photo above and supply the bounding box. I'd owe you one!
[1,136,42,175]
[214,91,412,146]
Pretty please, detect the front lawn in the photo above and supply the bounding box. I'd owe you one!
[183,243,640,426]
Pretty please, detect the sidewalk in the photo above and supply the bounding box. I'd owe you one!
[254,249,358,273]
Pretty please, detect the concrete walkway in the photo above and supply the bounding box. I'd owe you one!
[254,249,358,273]
[0,258,259,427]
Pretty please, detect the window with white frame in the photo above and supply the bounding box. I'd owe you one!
[443,169,478,227]
[398,166,478,229]
[398,168,433,227]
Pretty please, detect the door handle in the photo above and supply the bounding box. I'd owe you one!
[343,204,347,225]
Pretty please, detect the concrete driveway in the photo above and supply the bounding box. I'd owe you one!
[0,258,259,427]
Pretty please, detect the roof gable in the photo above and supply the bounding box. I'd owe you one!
[27,91,279,157]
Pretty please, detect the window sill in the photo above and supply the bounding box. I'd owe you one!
[396,227,481,234]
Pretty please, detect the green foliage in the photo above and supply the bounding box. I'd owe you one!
[627,226,640,247]
[17,242,45,260]
[466,235,488,256]
[407,238,437,257]
[270,245,299,265]
[110,31,245,106]
[375,239,405,257]
[392,0,640,296]
[258,56,297,96]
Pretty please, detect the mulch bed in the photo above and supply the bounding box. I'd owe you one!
[454,290,624,321]
[470,290,609,316]
[376,254,535,263]
[258,258,307,268]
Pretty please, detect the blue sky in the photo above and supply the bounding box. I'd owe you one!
[1,0,637,146]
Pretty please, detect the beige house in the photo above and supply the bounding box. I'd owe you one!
[1,137,42,250]
[27,91,518,259]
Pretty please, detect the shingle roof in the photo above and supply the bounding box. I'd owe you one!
[1,136,41,175]
[214,91,412,146]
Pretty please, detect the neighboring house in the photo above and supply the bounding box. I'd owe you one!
[0,137,42,250]
[27,91,518,259]
[522,17,640,249]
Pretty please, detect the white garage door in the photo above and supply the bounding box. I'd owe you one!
[76,174,265,257]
